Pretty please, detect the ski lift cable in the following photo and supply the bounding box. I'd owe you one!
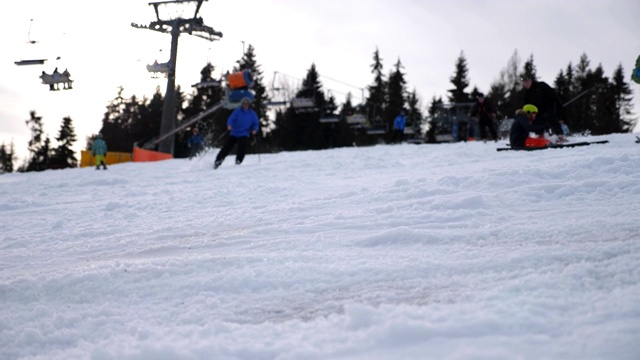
[27,19,37,44]
[274,71,364,102]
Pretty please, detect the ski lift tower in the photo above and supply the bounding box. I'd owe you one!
[132,0,222,155]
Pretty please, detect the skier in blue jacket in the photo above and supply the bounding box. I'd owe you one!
[393,110,406,143]
[92,133,108,170]
[214,97,260,169]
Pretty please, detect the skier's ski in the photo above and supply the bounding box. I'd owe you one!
[497,140,608,152]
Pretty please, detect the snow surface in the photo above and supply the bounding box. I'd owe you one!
[1,134,640,360]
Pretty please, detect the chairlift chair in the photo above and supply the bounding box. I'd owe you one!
[40,68,73,91]
[146,60,170,78]
[222,69,255,109]
[291,97,319,113]
[14,20,49,66]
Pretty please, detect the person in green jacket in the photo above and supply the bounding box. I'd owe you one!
[92,133,108,170]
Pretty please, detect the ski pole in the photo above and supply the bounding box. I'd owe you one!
[212,130,228,147]
[252,133,261,164]
[562,84,601,107]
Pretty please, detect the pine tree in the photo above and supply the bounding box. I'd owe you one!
[554,66,572,128]
[426,96,444,143]
[385,58,407,138]
[406,89,423,136]
[365,48,387,128]
[571,53,592,133]
[100,87,134,152]
[274,64,326,150]
[133,87,164,150]
[448,51,471,104]
[589,65,615,134]
[51,116,78,169]
[610,64,637,132]
[22,111,50,172]
[335,92,356,147]
[490,50,522,119]
[521,55,537,81]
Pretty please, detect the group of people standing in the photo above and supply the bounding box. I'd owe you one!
[466,75,566,149]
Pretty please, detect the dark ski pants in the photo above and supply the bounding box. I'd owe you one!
[215,135,249,165]
[393,129,404,143]
[479,118,498,141]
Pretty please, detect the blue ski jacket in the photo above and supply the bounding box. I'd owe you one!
[393,114,406,130]
[227,107,259,137]
[92,138,107,156]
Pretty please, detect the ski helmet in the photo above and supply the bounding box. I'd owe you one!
[523,104,538,114]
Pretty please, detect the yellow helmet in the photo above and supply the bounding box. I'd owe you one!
[523,104,538,114]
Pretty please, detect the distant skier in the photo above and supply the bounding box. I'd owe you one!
[468,92,498,141]
[213,97,259,169]
[509,104,548,149]
[92,133,108,170]
[522,75,564,141]
[187,127,205,158]
[393,110,406,143]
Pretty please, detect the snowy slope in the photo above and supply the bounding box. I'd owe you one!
[1,134,639,360]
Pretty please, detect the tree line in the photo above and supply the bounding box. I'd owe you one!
[1,46,636,173]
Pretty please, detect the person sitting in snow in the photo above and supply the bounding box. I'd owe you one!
[509,104,548,149]
[522,74,564,141]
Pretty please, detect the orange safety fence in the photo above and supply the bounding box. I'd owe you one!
[133,147,173,162]
[80,151,133,168]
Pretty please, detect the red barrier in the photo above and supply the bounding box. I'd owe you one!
[133,147,173,162]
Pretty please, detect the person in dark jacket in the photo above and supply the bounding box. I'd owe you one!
[187,127,205,158]
[522,75,563,138]
[92,133,108,170]
[214,97,260,169]
[509,104,547,149]
[468,92,498,141]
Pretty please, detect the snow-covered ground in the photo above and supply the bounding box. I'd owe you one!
[1,133,639,360]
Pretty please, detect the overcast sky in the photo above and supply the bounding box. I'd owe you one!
[1,0,639,161]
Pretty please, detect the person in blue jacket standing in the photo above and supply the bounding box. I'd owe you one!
[393,110,406,143]
[214,97,260,169]
[92,133,108,170]
[187,127,205,158]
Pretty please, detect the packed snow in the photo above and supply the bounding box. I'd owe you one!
[1,133,639,360]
